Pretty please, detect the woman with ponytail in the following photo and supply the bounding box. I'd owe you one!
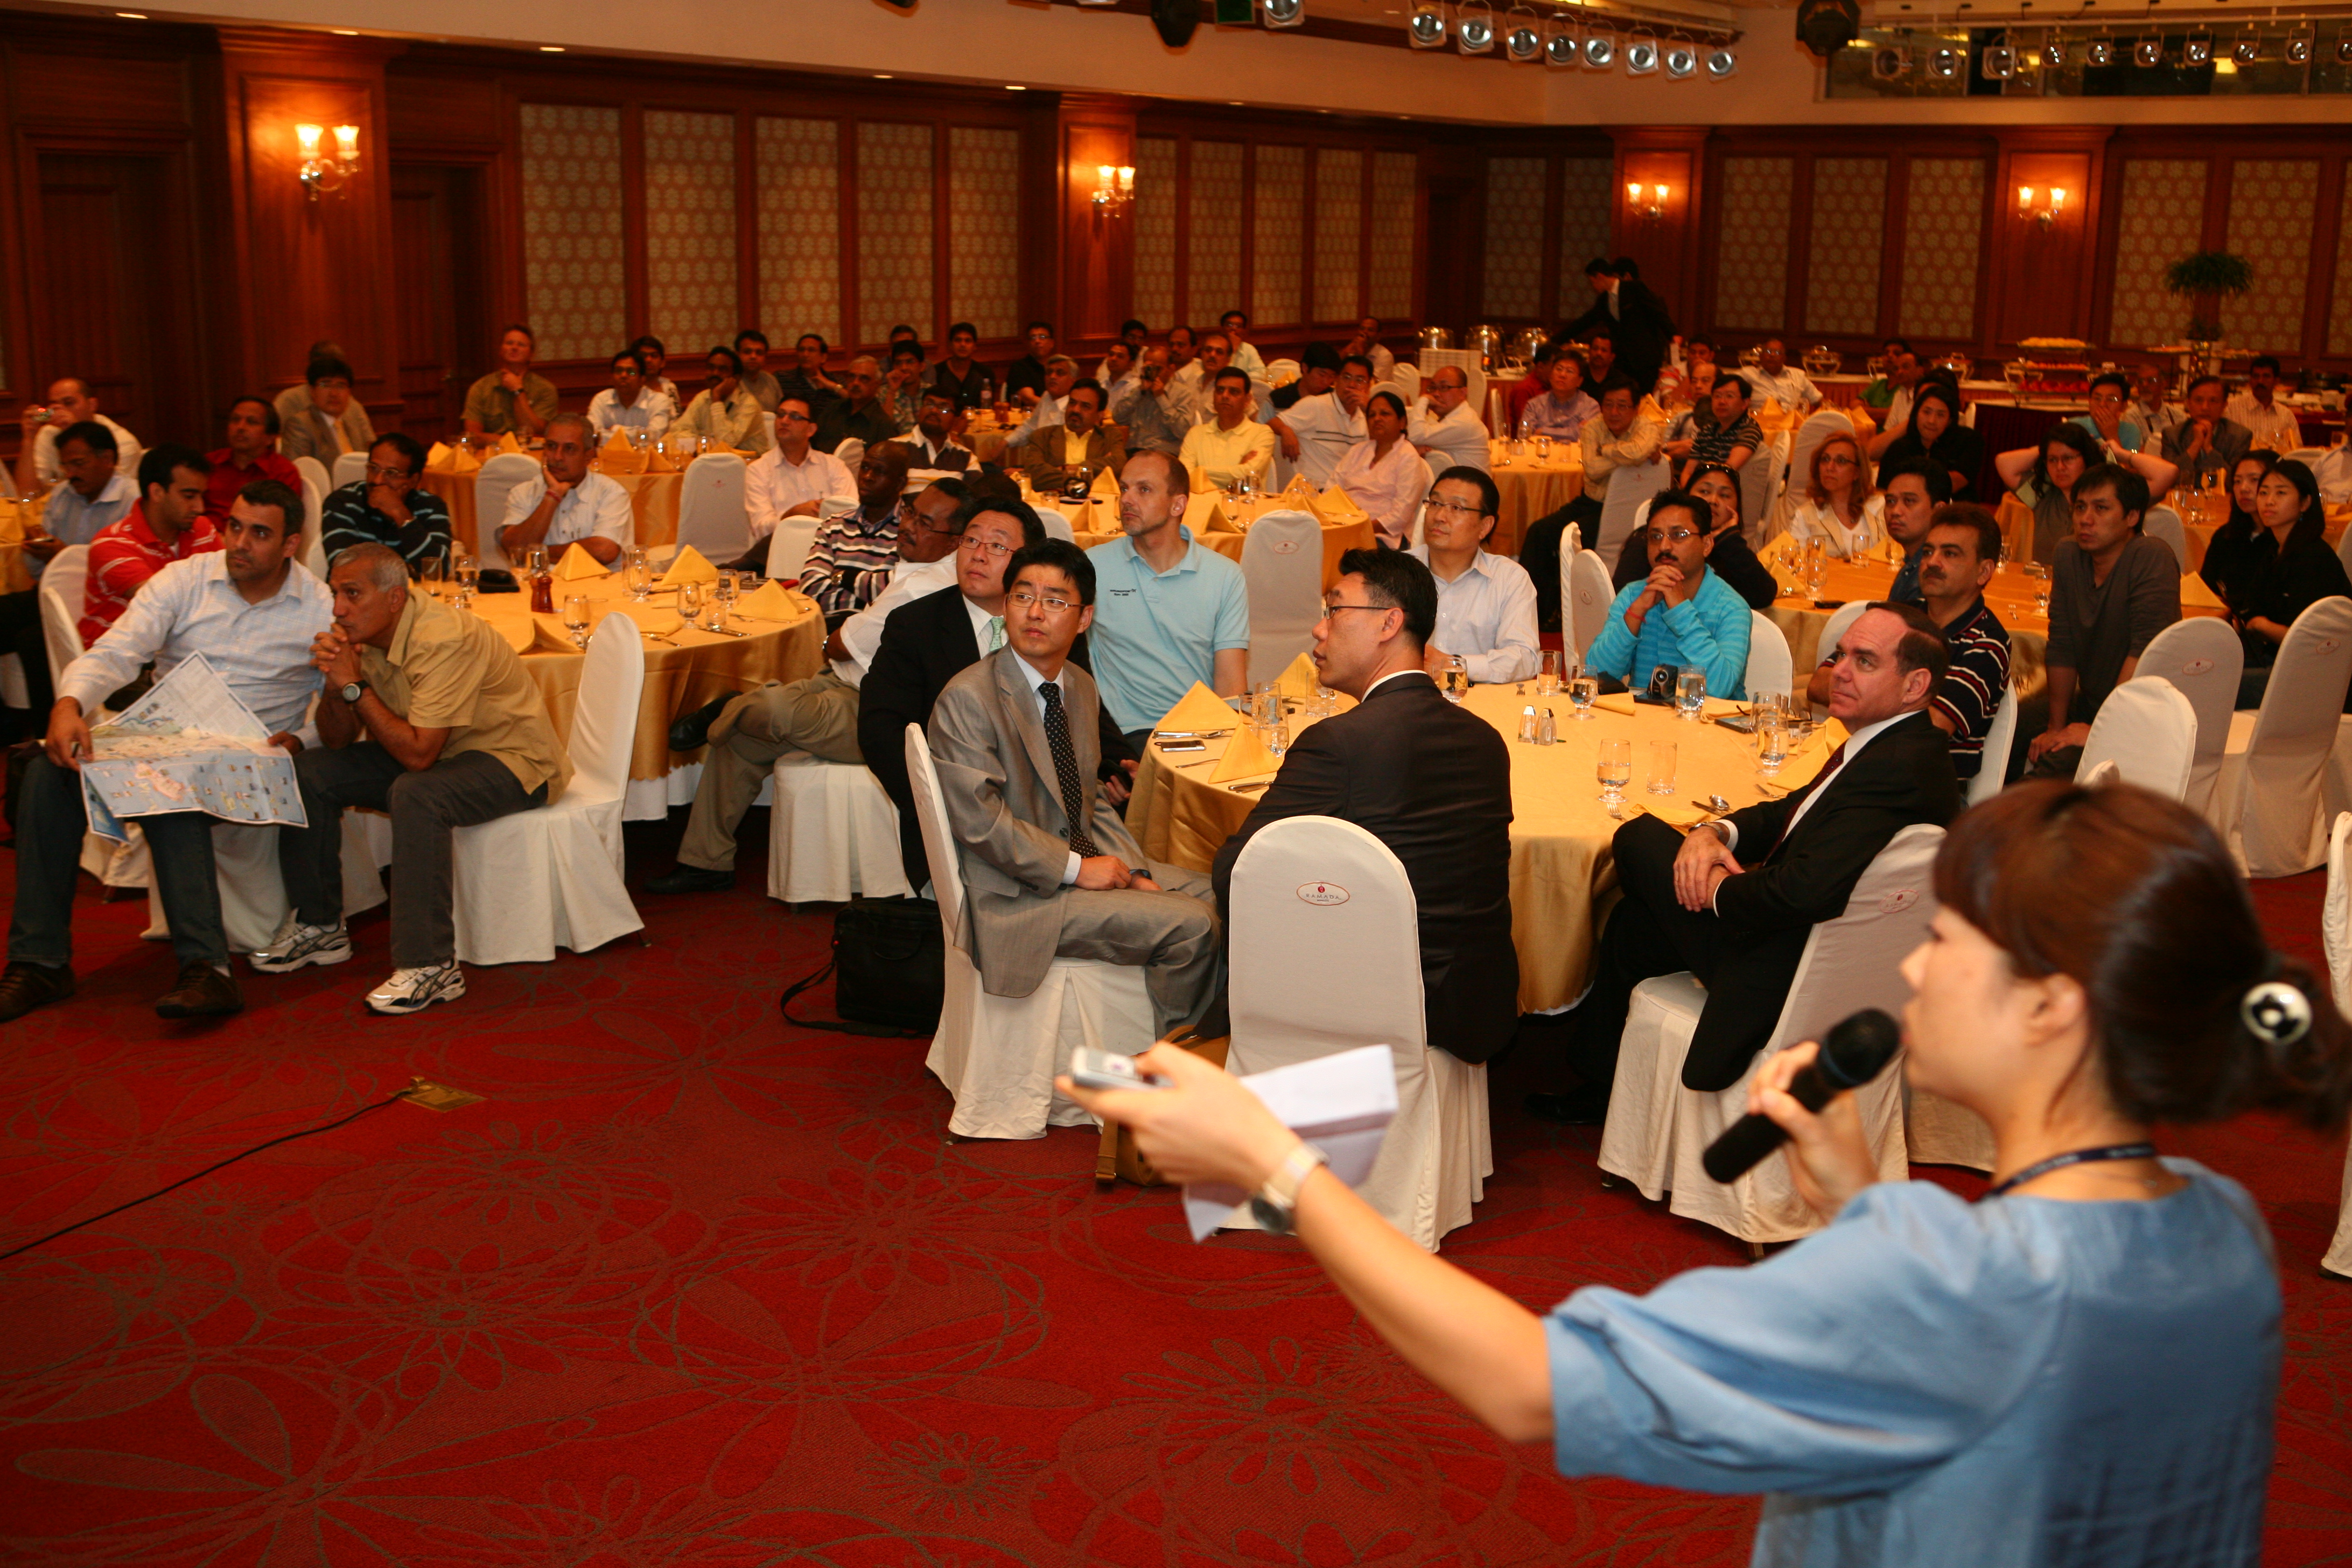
[1069,780,2348,1567]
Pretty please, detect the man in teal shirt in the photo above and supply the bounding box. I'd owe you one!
[1084,449,1252,751]
[1583,490,1752,701]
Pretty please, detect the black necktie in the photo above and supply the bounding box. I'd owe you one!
[1039,681,1098,859]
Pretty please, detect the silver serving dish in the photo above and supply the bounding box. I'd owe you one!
[1419,325,1453,351]
[1803,345,1840,376]
[1470,324,1502,367]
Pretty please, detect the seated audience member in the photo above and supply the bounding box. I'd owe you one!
[1665,372,1762,486]
[2199,451,2280,605]
[39,422,139,549]
[1023,380,1124,495]
[587,351,675,438]
[1663,357,1717,419]
[1410,467,1537,684]
[1003,356,1077,451]
[1875,457,1955,603]
[885,340,929,432]
[498,414,631,566]
[1271,354,1371,486]
[2225,458,2351,709]
[1507,342,1556,432]
[1613,464,1778,612]
[775,334,845,421]
[261,543,566,1015]
[1165,325,1203,403]
[1409,366,1491,477]
[1212,547,1517,1063]
[813,356,900,456]
[795,444,914,627]
[1859,337,1910,414]
[1343,316,1396,383]
[1219,309,1268,380]
[675,346,772,456]
[648,478,971,895]
[278,355,374,464]
[203,396,301,526]
[1179,369,1276,491]
[1582,488,1752,701]
[1098,341,1142,414]
[2026,464,2182,777]
[2226,356,2304,453]
[1116,348,1191,458]
[631,335,684,407]
[2131,364,2183,445]
[272,340,342,430]
[1095,319,1150,386]
[891,389,976,472]
[1522,349,1599,443]
[1805,503,2012,781]
[1523,379,1662,628]
[1270,340,1341,415]
[1333,390,1431,549]
[82,445,221,647]
[1192,331,1266,424]
[2160,376,2251,486]
[320,434,451,575]
[745,394,857,544]
[1861,347,1926,459]
[1530,600,1961,1122]
[735,330,781,414]
[1994,422,2176,566]
[0,480,326,1024]
[2070,372,2146,456]
[926,539,1222,1035]
[463,324,557,439]
[1005,321,1058,405]
[1786,433,1886,558]
[1085,450,1250,750]
[929,321,993,410]
[1744,338,1824,416]
[1872,381,1983,502]
[15,375,141,495]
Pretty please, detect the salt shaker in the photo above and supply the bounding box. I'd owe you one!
[1520,704,1537,744]
[1538,707,1557,746]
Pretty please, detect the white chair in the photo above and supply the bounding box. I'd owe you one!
[1227,815,1489,1250]
[1032,507,1075,542]
[1567,548,1615,663]
[2320,814,2352,1277]
[447,611,646,964]
[1386,361,1420,402]
[760,411,777,453]
[1239,508,1323,688]
[765,754,912,904]
[1595,458,1668,566]
[1736,435,1782,544]
[1968,683,2020,804]
[903,725,1156,1140]
[1598,823,1944,1244]
[1744,610,1793,700]
[331,450,367,491]
[1264,358,1301,384]
[2076,758,2120,785]
[290,456,330,577]
[2075,678,2197,801]
[2206,596,2352,877]
[2140,506,2189,573]
[765,513,821,583]
[472,453,542,572]
[1786,409,1858,507]
[38,547,150,893]
[674,452,751,566]
[2336,522,2352,585]
[833,437,867,475]
[2132,618,2244,813]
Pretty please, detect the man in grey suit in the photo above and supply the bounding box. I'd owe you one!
[927,538,1223,1036]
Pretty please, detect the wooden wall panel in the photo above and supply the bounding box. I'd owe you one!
[1055,101,1134,345]
[2223,159,2321,355]
[1803,158,1887,339]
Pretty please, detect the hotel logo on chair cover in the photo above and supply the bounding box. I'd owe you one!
[1297,882,1350,906]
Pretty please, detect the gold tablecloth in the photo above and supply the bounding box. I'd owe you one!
[2001,491,2352,572]
[1049,490,1377,591]
[1487,440,1584,558]
[1767,557,2052,700]
[1124,683,1842,1012]
[424,460,687,556]
[2180,500,2352,573]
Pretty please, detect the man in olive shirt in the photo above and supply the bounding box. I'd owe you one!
[463,324,559,439]
[260,543,569,1014]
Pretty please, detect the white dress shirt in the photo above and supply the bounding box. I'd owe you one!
[1229,341,1266,380]
[2131,398,2184,443]
[586,386,675,437]
[58,552,332,740]
[1717,710,1910,854]
[1100,369,1142,413]
[40,472,139,547]
[1332,438,1430,547]
[834,554,957,686]
[1746,365,1823,415]
[998,649,1088,886]
[745,445,857,540]
[1409,400,1492,476]
[1005,393,1067,449]
[2224,392,2304,453]
[32,415,142,488]
[500,469,635,552]
[1277,392,1367,488]
[1409,544,1539,684]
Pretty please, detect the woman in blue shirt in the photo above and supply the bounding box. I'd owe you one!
[1068,780,2352,1568]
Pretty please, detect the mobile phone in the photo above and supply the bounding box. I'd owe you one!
[1156,739,1206,753]
[1069,1047,1166,1092]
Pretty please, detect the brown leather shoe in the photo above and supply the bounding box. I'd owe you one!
[0,962,74,1023]
[155,962,243,1019]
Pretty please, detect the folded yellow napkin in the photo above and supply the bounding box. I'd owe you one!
[1090,467,1119,499]
[2180,573,2226,610]
[1210,725,1282,784]
[530,617,582,655]
[555,547,611,581]
[496,432,523,454]
[1649,800,1711,829]
[492,617,537,655]
[1308,489,1365,527]
[1280,474,1317,504]
[646,445,678,474]
[447,446,481,475]
[427,441,453,469]
[657,546,718,586]
[614,604,685,637]
[1156,682,1238,735]
[734,579,798,620]
[1273,652,1320,699]
[1201,500,1241,534]
[1593,692,1745,717]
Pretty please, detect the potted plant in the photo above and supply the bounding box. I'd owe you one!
[2164,251,2255,341]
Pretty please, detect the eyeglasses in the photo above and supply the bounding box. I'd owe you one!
[959,536,1013,558]
[1643,527,1702,545]
[1424,497,1486,516]
[1007,589,1076,613]
[779,411,814,424]
[1321,602,1392,615]
[364,463,414,481]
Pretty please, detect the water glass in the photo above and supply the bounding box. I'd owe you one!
[1569,674,1598,719]
[677,580,704,625]
[1647,739,1678,796]
[1596,738,1632,804]
[562,593,591,647]
[623,545,650,600]
[452,554,479,607]
[1442,656,1469,704]
[421,554,446,596]
[1538,649,1561,695]
[1676,666,1707,720]
[1757,708,1789,775]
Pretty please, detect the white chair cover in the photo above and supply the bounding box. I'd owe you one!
[2140,506,2189,573]
[1968,683,2020,804]
[761,411,777,452]
[1738,434,1787,548]
[448,611,645,964]
[1226,815,1489,1250]
[2076,757,2120,785]
[1745,610,1794,700]
[2206,596,2352,876]
[2075,678,2197,800]
[144,815,393,954]
[765,754,912,904]
[1264,358,1301,384]
[1386,362,1421,401]
[833,437,867,475]
[472,453,542,572]
[1033,507,1075,542]
[1240,509,1324,689]
[1598,823,1943,1243]
[2132,617,2244,813]
[904,725,1155,1139]
[765,512,822,583]
[289,456,330,578]
[2321,814,2352,1277]
[1595,458,1669,566]
[38,544,90,684]
[676,453,751,564]
[331,451,367,491]
[1567,549,1615,664]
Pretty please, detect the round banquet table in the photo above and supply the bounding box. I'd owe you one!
[1123,684,1845,1013]
[457,572,823,820]
[1047,491,1378,591]
[1486,440,1583,559]
[424,460,686,557]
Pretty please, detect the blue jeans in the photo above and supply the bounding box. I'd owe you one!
[9,754,227,969]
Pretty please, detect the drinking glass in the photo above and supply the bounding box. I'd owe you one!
[1676,666,1707,720]
[562,593,590,648]
[677,580,704,625]
[1569,674,1598,719]
[1442,656,1469,704]
[1646,739,1678,796]
[624,546,651,601]
[1538,648,1560,695]
[1803,537,1827,594]
[420,554,446,597]
[2026,562,2051,617]
[1535,433,1553,461]
[1756,708,1789,776]
[1596,738,1632,806]
[453,554,478,607]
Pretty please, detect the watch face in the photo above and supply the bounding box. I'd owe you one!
[342,682,363,702]
[1249,1196,1294,1237]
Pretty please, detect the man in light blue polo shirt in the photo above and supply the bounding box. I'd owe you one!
[1085,449,1251,751]
[1583,488,1751,701]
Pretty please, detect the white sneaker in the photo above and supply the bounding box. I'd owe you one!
[365,961,466,1015]
[250,921,353,974]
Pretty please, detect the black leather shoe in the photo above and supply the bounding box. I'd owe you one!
[645,864,734,895]
[667,695,734,754]
[1523,1086,1611,1126]
[0,962,74,1023]
[155,962,243,1019]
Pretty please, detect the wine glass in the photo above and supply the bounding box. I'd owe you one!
[1538,648,1561,695]
[562,593,591,649]
[1646,739,1678,797]
[1442,656,1469,703]
[624,546,651,601]
[452,554,478,607]
[677,580,704,626]
[1676,666,1707,720]
[1596,738,1632,809]
[1569,674,1598,719]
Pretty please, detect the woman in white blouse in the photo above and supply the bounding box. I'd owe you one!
[1783,433,1885,558]
[1333,389,1431,548]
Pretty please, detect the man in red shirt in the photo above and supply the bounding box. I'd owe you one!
[204,396,300,526]
[82,445,223,646]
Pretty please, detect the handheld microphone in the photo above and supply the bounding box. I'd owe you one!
[1700,1008,1903,1184]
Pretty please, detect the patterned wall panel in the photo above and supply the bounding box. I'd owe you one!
[1557,158,1615,290]
[2223,159,2319,354]
[1187,142,1244,328]
[2333,197,2352,357]
[1715,156,1794,333]
[643,110,738,360]
[519,103,626,363]
[1482,156,1547,320]
[1804,158,1887,338]
[754,117,841,348]
[1367,151,1417,321]
[1898,158,1984,341]
[1252,146,1305,328]
[1132,137,1178,330]
[1313,148,1364,323]
[857,122,934,345]
[948,127,1020,340]
[2108,160,2210,347]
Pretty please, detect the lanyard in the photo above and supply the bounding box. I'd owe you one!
[1982,1142,2160,1200]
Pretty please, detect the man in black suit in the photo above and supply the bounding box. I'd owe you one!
[1529,601,1962,1123]
[858,493,1131,890]
[1211,549,1518,1065]
[1559,256,1675,403]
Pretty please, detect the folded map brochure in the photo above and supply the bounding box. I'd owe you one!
[80,654,306,843]
[1181,1045,1399,1242]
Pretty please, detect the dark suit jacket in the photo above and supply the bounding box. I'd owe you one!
[1021,426,1126,495]
[1210,673,1519,1064]
[1563,278,1677,394]
[857,583,1129,889]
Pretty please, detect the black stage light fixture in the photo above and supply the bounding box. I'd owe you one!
[1544,11,1579,64]
[1505,4,1544,60]
[2284,24,2312,63]
[1795,0,1860,59]
[1581,24,1616,66]
[1625,31,1659,72]
[1408,1,1449,48]
[1663,41,1697,76]
[1871,44,1910,78]
[1457,1,1496,52]
[1153,0,1201,46]
[1704,44,1737,77]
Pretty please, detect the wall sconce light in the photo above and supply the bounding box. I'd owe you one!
[1627,181,1669,219]
[1091,163,1136,212]
[2015,184,2068,229]
[296,122,359,201]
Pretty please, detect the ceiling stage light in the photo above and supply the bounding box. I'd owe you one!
[1408,2,1449,48]
[1456,1,1496,52]
[1263,0,1306,27]
[1663,41,1698,76]
[1704,45,1736,78]
[1625,31,1659,72]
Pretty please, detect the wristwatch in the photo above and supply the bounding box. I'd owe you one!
[340,680,368,705]
[1248,1140,1330,1237]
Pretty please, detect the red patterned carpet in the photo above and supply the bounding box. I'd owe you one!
[2,813,2348,1566]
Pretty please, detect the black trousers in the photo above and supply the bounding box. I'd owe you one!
[1520,495,1603,629]
[0,589,53,723]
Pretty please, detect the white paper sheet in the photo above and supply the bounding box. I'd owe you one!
[1182,1045,1399,1242]
[79,654,305,842]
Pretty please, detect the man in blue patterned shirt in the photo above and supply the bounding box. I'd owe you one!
[1581,490,1752,702]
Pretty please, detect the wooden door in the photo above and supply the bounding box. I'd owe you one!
[1423,178,1473,339]
[388,162,489,439]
